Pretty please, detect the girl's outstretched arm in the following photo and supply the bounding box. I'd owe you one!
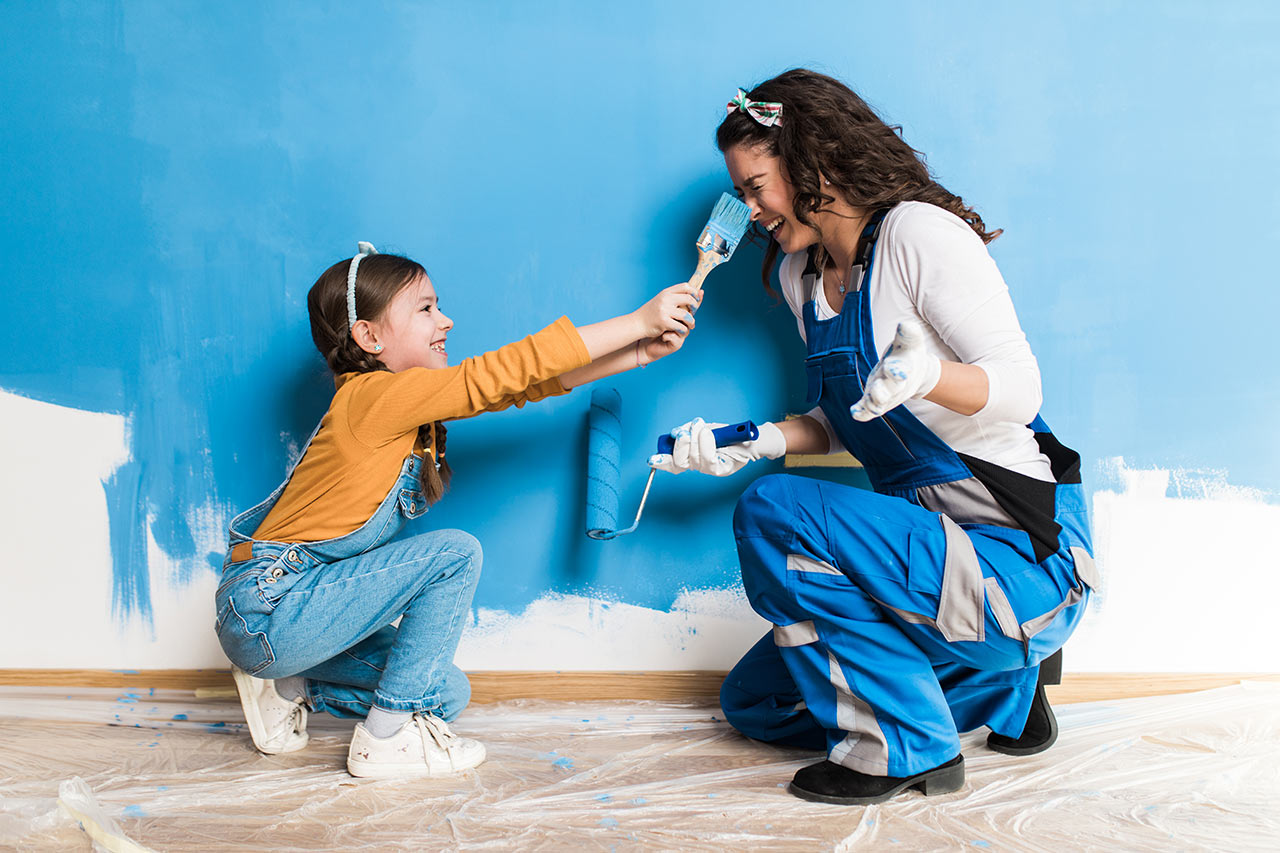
[561,283,700,388]
[574,283,698,359]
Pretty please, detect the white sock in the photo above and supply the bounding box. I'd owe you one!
[365,706,412,739]
[274,676,306,703]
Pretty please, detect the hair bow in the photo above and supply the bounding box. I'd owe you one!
[727,88,783,127]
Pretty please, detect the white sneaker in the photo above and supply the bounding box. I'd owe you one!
[230,665,309,754]
[347,712,487,778]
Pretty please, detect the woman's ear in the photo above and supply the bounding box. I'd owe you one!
[350,319,382,355]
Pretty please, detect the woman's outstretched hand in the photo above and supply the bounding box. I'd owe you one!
[648,418,786,476]
[634,283,701,340]
[850,321,942,422]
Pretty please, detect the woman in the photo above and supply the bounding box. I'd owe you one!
[651,69,1096,805]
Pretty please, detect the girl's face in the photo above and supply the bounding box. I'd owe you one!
[369,274,454,372]
[724,143,822,255]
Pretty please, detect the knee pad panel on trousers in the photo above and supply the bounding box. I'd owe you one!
[733,473,799,540]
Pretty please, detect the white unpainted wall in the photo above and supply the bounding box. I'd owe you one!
[1,388,1276,673]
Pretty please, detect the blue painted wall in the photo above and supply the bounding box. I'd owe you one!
[3,1,1277,623]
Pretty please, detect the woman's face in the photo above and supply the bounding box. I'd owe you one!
[724,143,821,255]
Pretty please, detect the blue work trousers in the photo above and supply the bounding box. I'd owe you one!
[723,473,1087,777]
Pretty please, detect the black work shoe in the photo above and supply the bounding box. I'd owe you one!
[788,754,964,805]
[987,681,1058,755]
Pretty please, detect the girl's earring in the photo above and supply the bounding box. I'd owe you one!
[374,344,383,353]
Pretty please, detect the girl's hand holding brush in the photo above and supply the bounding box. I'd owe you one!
[639,328,687,365]
[633,282,701,339]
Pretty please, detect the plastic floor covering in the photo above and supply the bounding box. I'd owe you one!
[1,682,1277,851]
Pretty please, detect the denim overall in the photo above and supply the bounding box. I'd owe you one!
[215,428,480,720]
[722,209,1097,776]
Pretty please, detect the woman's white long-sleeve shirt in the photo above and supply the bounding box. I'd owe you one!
[780,201,1053,481]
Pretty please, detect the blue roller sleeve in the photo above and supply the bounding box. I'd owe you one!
[586,387,623,536]
[655,420,759,455]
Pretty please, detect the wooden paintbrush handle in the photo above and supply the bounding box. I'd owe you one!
[688,249,722,292]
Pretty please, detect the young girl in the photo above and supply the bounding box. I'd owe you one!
[652,70,1096,804]
[216,243,699,778]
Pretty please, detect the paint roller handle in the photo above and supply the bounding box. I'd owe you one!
[655,420,759,455]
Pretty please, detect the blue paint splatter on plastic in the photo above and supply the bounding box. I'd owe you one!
[553,756,574,770]
[173,713,188,720]
[122,805,146,818]
[157,786,168,791]
[630,797,647,805]
[598,817,618,827]
[971,842,991,848]
[595,794,612,802]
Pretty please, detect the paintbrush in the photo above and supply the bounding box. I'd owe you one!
[688,192,752,290]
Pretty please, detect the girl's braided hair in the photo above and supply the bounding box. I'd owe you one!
[307,253,452,506]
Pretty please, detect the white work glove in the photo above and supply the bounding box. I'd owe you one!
[648,418,786,477]
[850,321,942,422]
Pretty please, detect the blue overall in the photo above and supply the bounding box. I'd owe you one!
[721,211,1097,777]
[215,428,480,720]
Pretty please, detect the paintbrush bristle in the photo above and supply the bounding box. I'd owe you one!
[696,192,753,260]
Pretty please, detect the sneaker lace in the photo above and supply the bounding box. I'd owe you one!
[413,713,457,751]
[287,701,305,734]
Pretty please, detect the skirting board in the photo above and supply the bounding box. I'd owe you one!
[0,670,1277,705]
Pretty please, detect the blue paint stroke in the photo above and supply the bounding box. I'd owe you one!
[122,805,146,818]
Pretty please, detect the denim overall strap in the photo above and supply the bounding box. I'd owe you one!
[224,424,431,569]
[801,209,971,496]
[225,421,324,562]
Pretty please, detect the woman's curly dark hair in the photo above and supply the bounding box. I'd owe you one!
[307,253,452,506]
[717,68,1001,291]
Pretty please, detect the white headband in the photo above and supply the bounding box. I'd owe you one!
[346,241,379,330]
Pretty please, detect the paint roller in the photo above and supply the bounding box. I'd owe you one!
[586,386,758,540]
[584,194,755,539]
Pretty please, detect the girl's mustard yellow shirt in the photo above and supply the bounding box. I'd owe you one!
[253,317,590,543]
